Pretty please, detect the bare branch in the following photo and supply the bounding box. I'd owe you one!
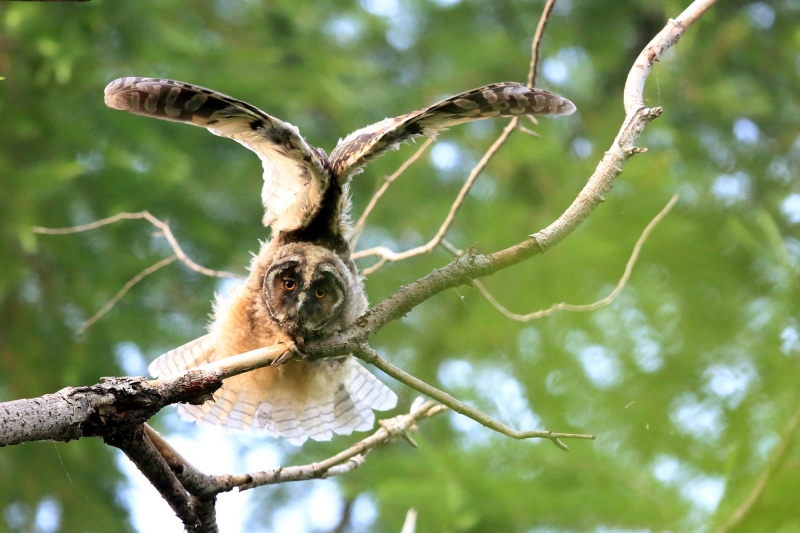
[712,402,800,533]
[235,401,446,490]
[624,0,718,114]
[143,401,446,500]
[527,0,557,87]
[148,343,292,388]
[353,119,518,275]
[401,509,418,533]
[516,124,540,138]
[104,425,199,530]
[528,0,717,254]
[0,375,223,447]
[350,137,435,248]
[78,255,178,334]
[351,0,558,275]
[456,194,678,321]
[34,210,244,280]
[354,345,592,451]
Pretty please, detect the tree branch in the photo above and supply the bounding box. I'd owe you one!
[350,0,558,275]
[135,400,446,532]
[450,194,678,321]
[353,119,519,275]
[105,424,199,529]
[78,255,178,334]
[33,210,244,280]
[350,137,435,249]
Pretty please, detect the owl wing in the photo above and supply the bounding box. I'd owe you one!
[149,334,218,378]
[149,336,398,443]
[104,77,329,232]
[330,82,575,180]
[148,334,263,430]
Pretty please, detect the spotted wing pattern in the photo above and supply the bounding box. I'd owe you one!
[330,82,576,180]
[104,77,329,232]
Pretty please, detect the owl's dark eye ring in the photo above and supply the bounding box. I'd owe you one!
[314,287,327,299]
[283,279,296,291]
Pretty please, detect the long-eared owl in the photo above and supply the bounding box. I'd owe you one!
[104,77,575,445]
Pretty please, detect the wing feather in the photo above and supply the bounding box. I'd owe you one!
[330,82,575,179]
[104,77,329,232]
[149,334,217,378]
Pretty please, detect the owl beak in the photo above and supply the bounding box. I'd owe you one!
[296,291,308,313]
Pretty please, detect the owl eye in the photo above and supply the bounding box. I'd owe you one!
[283,279,296,291]
[314,287,327,299]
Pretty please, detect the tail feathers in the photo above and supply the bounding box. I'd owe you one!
[149,334,217,378]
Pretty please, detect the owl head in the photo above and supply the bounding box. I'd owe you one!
[259,243,365,341]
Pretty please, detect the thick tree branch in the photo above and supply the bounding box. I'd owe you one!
[105,425,199,529]
[0,374,223,447]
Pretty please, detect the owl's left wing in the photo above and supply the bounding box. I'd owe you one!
[330,82,575,180]
[104,78,329,232]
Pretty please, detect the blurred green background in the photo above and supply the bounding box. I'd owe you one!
[2,0,799,531]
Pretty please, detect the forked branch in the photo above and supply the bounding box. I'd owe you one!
[448,194,679,322]
[33,211,243,332]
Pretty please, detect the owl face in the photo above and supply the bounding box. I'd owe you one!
[262,253,348,339]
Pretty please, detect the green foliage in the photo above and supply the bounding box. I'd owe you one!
[1,0,800,532]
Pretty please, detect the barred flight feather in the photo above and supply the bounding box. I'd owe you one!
[330,82,575,179]
[104,77,329,232]
[151,336,396,445]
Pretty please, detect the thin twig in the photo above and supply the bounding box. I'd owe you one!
[400,509,418,533]
[144,402,447,498]
[516,125,540,137]
[527,0,558,87]
[713,402,800,533]
[457,194,678,322]
[234,400,447,490]
[78,255,178,334]
[352,0,558,275]
[350,137,435,248]
[34,211,243,280]
[354,345,594,451]
[353,119,518,275]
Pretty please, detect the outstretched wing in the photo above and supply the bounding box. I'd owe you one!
[149,334,218,378]
[330,82,575,180]
[104,77,330,232]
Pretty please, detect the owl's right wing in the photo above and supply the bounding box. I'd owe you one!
[330,82,575,180]
[104,77,329,232]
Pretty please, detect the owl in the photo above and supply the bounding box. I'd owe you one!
[104,77,575,445]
